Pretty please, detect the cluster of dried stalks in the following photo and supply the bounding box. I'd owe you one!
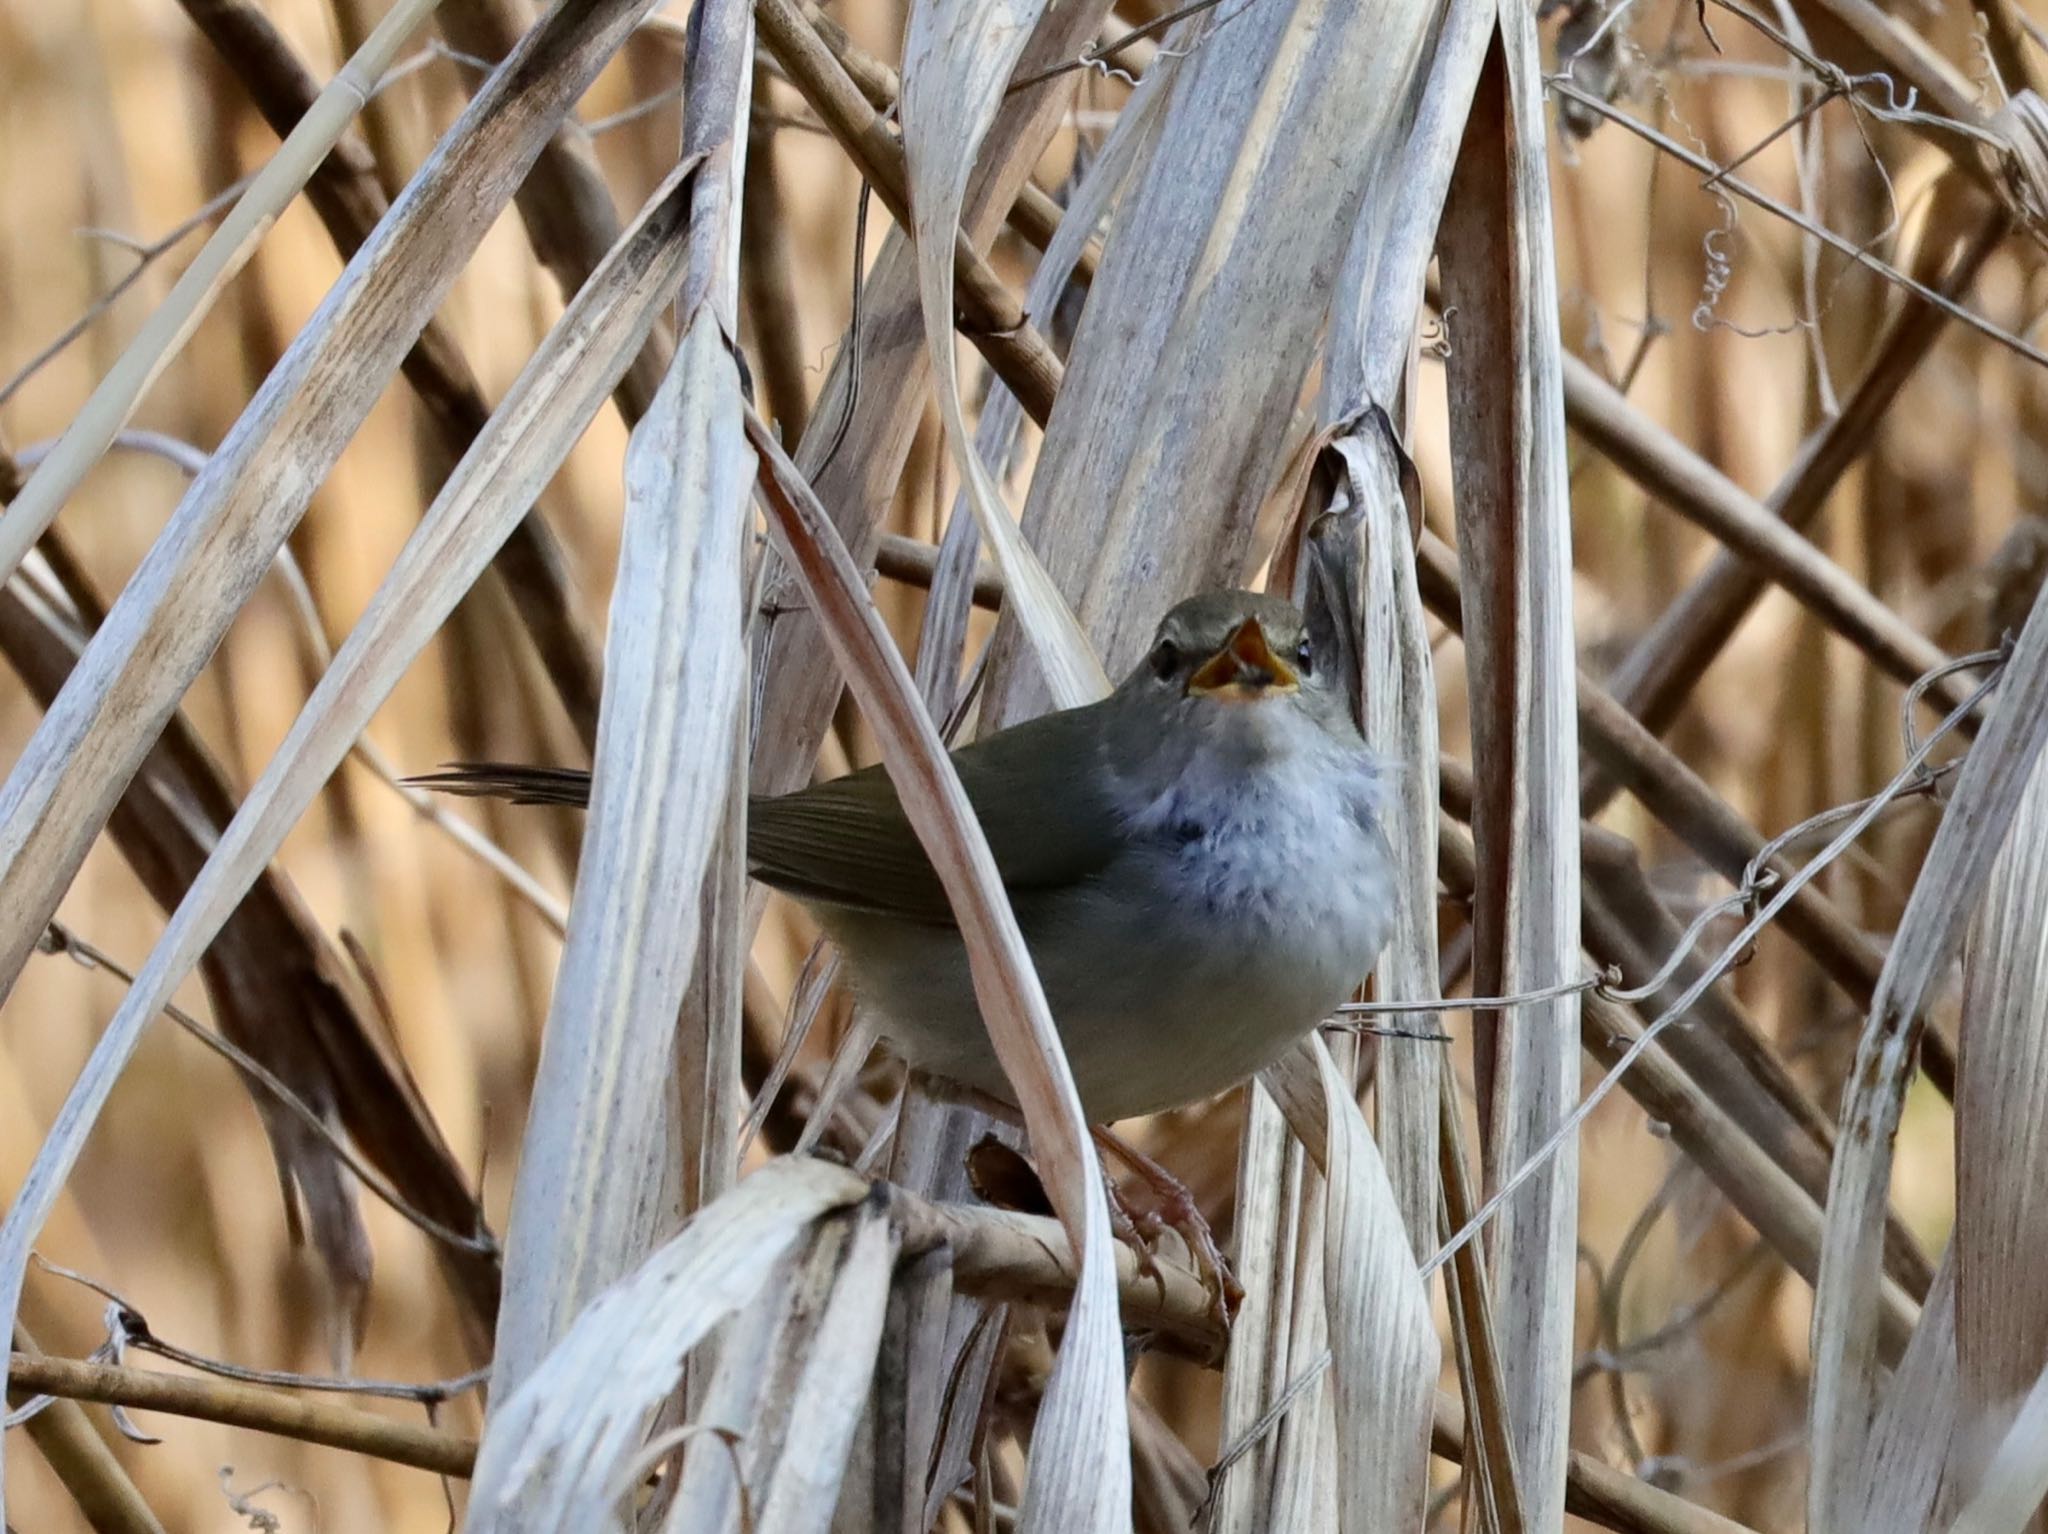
[6,0,2048,1528]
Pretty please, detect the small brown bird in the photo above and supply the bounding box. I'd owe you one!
[416,589,1398,1125]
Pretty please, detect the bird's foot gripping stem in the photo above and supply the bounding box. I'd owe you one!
[1092,1127,1242,1327]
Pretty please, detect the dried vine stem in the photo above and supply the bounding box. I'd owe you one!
[5,1353,478,1478]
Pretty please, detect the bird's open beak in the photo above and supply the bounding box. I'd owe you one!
[1186,617,1299,700]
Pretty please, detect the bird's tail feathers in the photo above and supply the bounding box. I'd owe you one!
[405,762,593,808]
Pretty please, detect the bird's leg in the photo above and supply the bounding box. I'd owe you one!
[1091,1126,1242,1324]
[964,1135,1167,1298]
[952,1106,1224,1319]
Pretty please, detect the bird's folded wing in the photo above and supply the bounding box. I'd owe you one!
[747,702,1126,926]
[410,704,1129,926]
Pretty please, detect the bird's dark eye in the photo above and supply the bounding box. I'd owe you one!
[1294,636,1314,676]
[1150,639,1180,681]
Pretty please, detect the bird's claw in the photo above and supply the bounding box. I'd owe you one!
[1094,1128,1242,1327]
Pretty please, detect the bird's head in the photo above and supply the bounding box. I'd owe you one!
[1109,590,1357,771]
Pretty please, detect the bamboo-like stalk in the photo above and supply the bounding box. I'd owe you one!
[1438,25,1585,1527]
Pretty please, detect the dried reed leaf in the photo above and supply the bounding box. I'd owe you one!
[656,1197,897,1534]
[490,308,753,1395]
[0,0,443,591]
[869,1094,994,1530]
[1808,599,2048,1528]
[1947,747,2048,1516]
[0,154,703,1520]
[900,0,1107,710]
[1309,420,1443,1251]
[657,1230,796,1531]
[1265,1182,1338,1534]
[1205,1083,1302,1533]
[1264,1038,1441,1533]
[747,419,1130,1532]
[1946,1354,2048,1534]
[746,1208,898,1532]
[1339,0,1495,407]
[469,1158,871,1528]
[1306,0,1492,1248]
[1437,21,1583,1527]
[667,0,755,1250]
[1848,1249,1957,1534]
[915,71,1167,716]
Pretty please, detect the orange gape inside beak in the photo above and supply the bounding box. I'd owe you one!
[1186,617,1300,698]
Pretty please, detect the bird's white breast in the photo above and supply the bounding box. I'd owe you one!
[1050,709,1398,1118]
[831,699,1402,1122]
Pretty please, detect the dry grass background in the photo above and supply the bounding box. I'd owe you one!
[1,0,2046,1528]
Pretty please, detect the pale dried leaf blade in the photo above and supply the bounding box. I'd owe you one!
[1437,14,1584,1528]
[0,150,702,1521]
[1267,1038,1441,1534]
[1307,0,1483,1255]
[672,0,758,1232]
[1947,1356,2048,1534]
[749,1208,899,1532]
[1852,1249,1958,1534]
[899,0,1108,710]
[914,72,1162,711]
[490,309,754,1397]
[1809,592,2048,1530]
[469,1158,871,1528]
[1311,423,1443,1252]
[1947,747,2048,1517]
[747,421,1130,1532]
[1205,1084,1299,1533]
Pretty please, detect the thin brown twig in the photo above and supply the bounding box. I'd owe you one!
[0,173,254,409]
[5,1353,477,1478]
[30,1259,490,1408]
